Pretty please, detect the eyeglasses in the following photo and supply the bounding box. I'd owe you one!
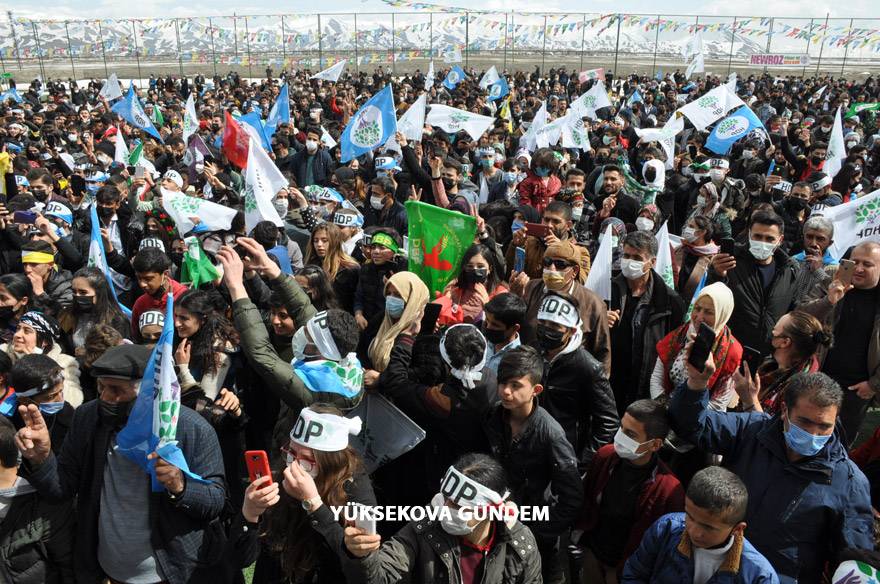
[542,257,573,270]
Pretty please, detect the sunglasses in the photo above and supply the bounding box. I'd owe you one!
[542,257,573,270]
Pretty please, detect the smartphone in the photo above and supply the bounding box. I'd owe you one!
[70,174,86,196]
[523,222,551,239]
[741,345,764,371]
[135,166,146,179]
[837,259,856,286]
[688,322,716,372]
[514,246,526,273]
[244,450,273,485]
[719,238,736,257]
[13,210,36,225]
[126,165,136,175]
[419,302,442,336]
[353,505,377,535]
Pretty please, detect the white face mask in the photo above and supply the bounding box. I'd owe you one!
[306,140,319,153]
[749,238,776,261]
[635,217,654,232]
[696,195,708,208]
[613,428,651,461]
[370,195,385,210]
[681,167,694,177]
[273,198,289,217]
[620,258,647,280]
[291,327,309,361]
[741,150,755,160]
[430,493,475,535]
[709,169,726,183]
[571,206,583,221]
[682,227,697,242]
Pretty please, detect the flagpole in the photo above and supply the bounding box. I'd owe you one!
[31,21,46,82]
[97,18,109,79]
[541,15,547,76]
[131,20,143,90]
[815,13,829,75]
[726,16,737,76]
[354,13,360,74]
[64,21,76,79]
[840,18,852,76]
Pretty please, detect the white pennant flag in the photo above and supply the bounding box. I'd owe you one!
[244,138,287,232]
[685,53,705,79]
[727,73,738,95]
[425,104,495,141]
[443,47,462,64]
[654,222,675,288]
[676,85,745,132]
[162,189,237,235]
[398,94,427,143]
[113,127,129,165]
[585,224,614,302]
[99,73,123,101]
[560,112,591,151]
[182,93,199,146]
[634,115,685,170]
[682,32,703,59]
[425,61,435,90]
[310,60,347,82]
[320,125,337,149]
[521,101,548,152]
[811,85,827,103]
[479,66,500,90]
[571,82,613,120]
[824,106,846,179]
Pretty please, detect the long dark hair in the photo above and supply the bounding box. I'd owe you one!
[295,265,340,311]
[262,404,365,580]
[176,289,239,376]
[69,267,128,330]
[0,274,32,319]
[456,243,502,293]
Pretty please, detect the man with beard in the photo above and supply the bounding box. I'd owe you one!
[595,165,639,229]
[791,215,837,304]
[507,200,589,281]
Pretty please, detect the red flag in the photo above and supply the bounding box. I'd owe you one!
[222,111,249,169]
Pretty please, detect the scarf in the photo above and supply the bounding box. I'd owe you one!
[656,323,739,394]
[368,272,429,371]
[682,241,720,256]
[757,355,821,416]
[293,355,364,399]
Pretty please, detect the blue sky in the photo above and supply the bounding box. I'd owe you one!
[1,0,874,20]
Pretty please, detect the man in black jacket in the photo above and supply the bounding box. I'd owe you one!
[532,292,618,471]
[708,209,799,357]
[14,344,227,584]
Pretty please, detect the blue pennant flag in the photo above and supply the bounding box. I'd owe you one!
[111,83,163,142]
[0,88,23,104]
[87,205,132,319]
[442,65,467,91]
[266,83,290,133]
[655,70,663,81]
[116,294,208,492]
[487,76,509,102]
[705,105,767,156]
[340,84,396,163]
[239,111,272,152]
[627,89,644,107]
[682,81,696,92]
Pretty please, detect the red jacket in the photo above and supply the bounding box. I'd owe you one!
[517,171,561,214]
[130,278,189,338]
[851,426,880,469]
[577,444,685,571]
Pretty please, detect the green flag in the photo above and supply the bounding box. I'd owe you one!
[180,236,220,288]
[151,106,165,128]
[406,201,477,297]
[128,142,143,166]
[846,103,880,118]
[0,73,11,79]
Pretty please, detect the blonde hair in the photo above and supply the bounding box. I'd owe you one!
[304,223,357,280]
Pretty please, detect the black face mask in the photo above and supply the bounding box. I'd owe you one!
[97,205,115,219]
[462,267,489,286]
[536,324,566,352]
[482,325,509,345]
[442,177,457,190]
[98,398,135,427]
[0,306,14,321]
[784,197,810,213]
[211,123,221,131]
[169,252,184,265]
[810,156,823,166]
[74,295,95,312]
[150,281,167,299]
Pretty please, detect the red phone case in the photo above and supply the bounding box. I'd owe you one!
[523,222,551,239]
[245,450,273,484]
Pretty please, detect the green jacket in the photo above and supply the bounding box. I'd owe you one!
[339,519,543,584]
[233,273,362,445]
[0,490,75,584]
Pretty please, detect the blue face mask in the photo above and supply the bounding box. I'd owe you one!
[535,167,550,177]
[503,171,518,185]
[511,220,525,233]
[783,414,832,457]
[481,158,494,168]
[86,183,100,194]
[39,401,65,416]
[385,296,406,319]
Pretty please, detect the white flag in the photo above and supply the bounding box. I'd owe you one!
[682,32,703,59]
[571,82,612,120]
[819,188,880,260]
[479,66,500,90]
[398,94,427,143]
[479,174,489,205]
[99,73,123,101]
[162,190,237,235]
[585,224,614,302]
[654,222,675,288]
[310,60,347,82]
[244,138,287,232]
[320,125,337,149]
[443,47,462,64]
[824,106,846,179]
[634,115,684,170]
[425,61,435,90]
[182,93,199,146]
[676,85,745,131]
[521,101,548,152]
[727,73,738,95]
[113,128,129,165]
[425,104,494,141]
[560,112,591,151]
[811,85,827,103]
[685,53,705,79]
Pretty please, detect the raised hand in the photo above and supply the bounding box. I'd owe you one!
[15,404,51,464]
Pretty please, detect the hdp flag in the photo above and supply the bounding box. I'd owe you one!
[406,201,477,296]
[705,105,767,155]
[182,93,199,146]
[111,84,163,142]
[487,76,509,102]
[846,103,880,117]
[88,205,132,319]
[180,236,220,288]
[627,89,643,107]
[116,294,208,492]
[442,66,467,91]
[654,221,674,288]
[340,85,396,163]
[266,83,290,133]
[585,224,614,302]
[239,111,272,152]
[0,87,23,104]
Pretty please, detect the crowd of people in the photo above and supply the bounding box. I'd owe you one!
[0,61,879,584]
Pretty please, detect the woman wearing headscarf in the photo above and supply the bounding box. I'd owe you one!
[362,272,429,386]
[592,217,627,273]
[634,204,663,234]
[686,181,732,240]
[672,215,719,305]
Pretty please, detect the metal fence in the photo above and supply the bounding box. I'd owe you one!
[2,12,880,80]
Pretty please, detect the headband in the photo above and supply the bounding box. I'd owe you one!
[371,232,399,254]
[44,202,73,225]
[537,294,581,329]
[306,311,342,361]
[12,369,64,398]
[811,175,833,190]
[21,251,55,264]
[440,465,509,509]
[332,210,364,228]
[289,408,362,452]
[20,311,59,339]
[138,310,165,331]
[139,237,166,252]
[439,324,487,390]
[709,158,730,170]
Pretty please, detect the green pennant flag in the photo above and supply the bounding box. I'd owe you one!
[151,106,165,128]
[846,103,880,118]
[180,236,220,288]
[616,155,658,206]
[128,142,143,166]
[406,201,477,297]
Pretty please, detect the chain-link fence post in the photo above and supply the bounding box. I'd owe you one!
[64,21,76,79]
[727,16,737,76]
[613,14,621,75]
[244,16,253,78]
[8,12,22,71]
[465,12,470,69]
[354,14,360,74]
[175,19,185,78]
[840,18,853,75]
[391,13,396,76]
[97,19,109,78]
[541,15,547,75]
[31,21,46,81]
[764,18,774,74]
[580,13,587,71]
[651,15,661,77]
[208,17,218,79]
[804,19,813,77]
[505,13,510,71]
[815,13,829,75]
[317,14,323,70]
